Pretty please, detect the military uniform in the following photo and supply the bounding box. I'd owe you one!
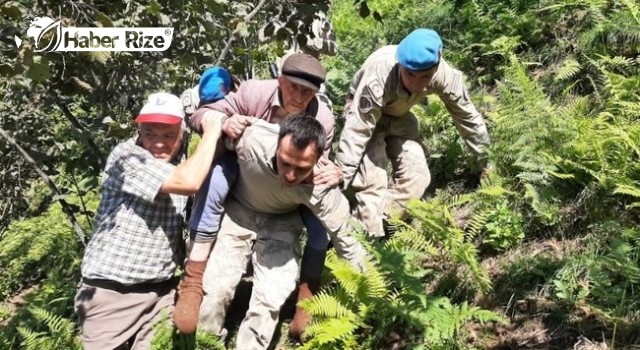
[199,120,365,349]
[336,45,490,236]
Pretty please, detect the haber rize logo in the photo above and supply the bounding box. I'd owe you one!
[26,16,61,51]
[16,16,173,52]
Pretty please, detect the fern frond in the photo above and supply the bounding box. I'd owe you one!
[361,260,389,299]
[303,317,359,349]
[523,184,560,223]
[29,307,74,336]
[464,209,491,240]
[450,242,492,293]
[620,0,640,24]
[476,185,515,197]
[516,171,549,185]
[301,291,357,319]
[389,226,438,255]
[607,124,640,157]
[555,58,581,81]
[196,332,225,350]
[595,54,634,69]
[17,327,47,350]
[325,252,363,299]
[455,301,506,324]
[413,296,456,342]
[614,184,640,210]
[545,170,576,180]
[446,193,474,207]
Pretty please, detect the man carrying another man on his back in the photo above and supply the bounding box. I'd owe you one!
[175,53,343,338]
[197,115,366,349]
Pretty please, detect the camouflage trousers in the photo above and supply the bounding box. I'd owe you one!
[199,198,302,349]
[350,112,431,237]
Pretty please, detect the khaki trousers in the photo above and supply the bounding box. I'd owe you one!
[350,113,431,236]
[74,280,175,350]
[199,198,302,349]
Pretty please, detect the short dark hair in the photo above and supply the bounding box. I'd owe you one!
[278,115,326,159]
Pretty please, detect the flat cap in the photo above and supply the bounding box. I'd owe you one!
[281,53,326,92]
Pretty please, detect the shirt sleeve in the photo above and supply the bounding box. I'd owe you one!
[335,71,385,188]
[102,140,175,203]
[434,62,491,163]
[189,87,249,134]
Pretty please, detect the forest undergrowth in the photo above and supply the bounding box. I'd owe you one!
[1,0,638,349]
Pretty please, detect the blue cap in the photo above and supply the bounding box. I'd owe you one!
[396,28,442,71]
[198,66,232,103]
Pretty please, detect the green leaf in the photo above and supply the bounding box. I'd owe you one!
[234,21,249,37]
[81,51,110,64]
[199,17,217,33]
[205,0,226,15]
[0,64,14,77]
[27,57,51,82]
[1,2,22,20]
[95,12,114,27]
[148,0,162,15]
[614,184,640,198]
[52,194,68,202]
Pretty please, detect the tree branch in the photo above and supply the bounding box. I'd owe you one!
[0,127,86,245]
[53,94,106,168]
[216,0,270,66]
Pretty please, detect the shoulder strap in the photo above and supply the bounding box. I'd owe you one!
[182,125,194,225]
[306,97,319,118]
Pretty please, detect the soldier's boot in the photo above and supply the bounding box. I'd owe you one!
[289,278,321,342]
[174,260,207,334]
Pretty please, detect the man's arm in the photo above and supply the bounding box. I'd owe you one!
[304,186,367,271]
[435,62,491,167]
[104,115,222,202]
[189,82,251,134]
[160,114,224,195]
[334,78,384,189]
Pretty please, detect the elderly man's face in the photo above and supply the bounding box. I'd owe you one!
[278,76,317,115]
[138,123,183,162]
[276,134,318,186]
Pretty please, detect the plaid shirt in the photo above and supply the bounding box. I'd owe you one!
[81,137,188,285]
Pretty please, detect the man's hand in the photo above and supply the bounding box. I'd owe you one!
[313,158,343,187]
[222,114,253,139]
[200,112,223,135]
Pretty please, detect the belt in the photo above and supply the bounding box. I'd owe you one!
[82,277,178,294]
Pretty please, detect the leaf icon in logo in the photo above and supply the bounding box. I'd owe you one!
[26,16,62,52]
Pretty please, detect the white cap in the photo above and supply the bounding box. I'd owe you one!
[135,92,185,124]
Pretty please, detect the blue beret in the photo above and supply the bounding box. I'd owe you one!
[396,28,442,71]
[198,66,232,104]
